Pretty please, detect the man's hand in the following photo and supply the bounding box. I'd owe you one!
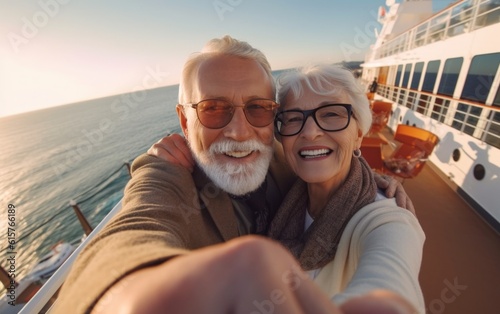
[374,173,415,216]
[92,236,340,314]
[147,134,194,172]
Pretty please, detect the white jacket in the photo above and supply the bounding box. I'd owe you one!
[308,197,426,313]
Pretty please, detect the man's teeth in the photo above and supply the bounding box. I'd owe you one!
[299,149,331,158]
[225,151,252,158]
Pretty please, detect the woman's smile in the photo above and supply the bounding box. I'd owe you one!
[298,146,333,159]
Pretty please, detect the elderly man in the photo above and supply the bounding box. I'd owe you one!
[53,36,415,314]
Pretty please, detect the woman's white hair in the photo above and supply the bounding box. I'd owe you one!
[178,35,275,104]
[277,64,372,135]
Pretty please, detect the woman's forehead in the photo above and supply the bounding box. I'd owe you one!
[284,86,349,109]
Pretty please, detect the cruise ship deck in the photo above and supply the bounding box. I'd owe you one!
[382,128,500,314]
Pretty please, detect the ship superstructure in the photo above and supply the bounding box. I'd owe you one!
[362,0,500,230]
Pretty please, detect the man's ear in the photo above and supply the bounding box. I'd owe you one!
[176,105,189,138]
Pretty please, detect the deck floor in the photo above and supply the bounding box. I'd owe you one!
[400,155,499,314]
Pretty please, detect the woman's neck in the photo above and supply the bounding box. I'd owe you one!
[307,181,340,219]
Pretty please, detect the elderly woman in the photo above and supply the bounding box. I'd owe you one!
[267,64,425,312]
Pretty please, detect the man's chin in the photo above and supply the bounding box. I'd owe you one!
[197,160,269,196]
[207,168,266,196]
[190,138,274,196]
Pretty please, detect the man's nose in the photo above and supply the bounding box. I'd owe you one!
[223,107,253,140]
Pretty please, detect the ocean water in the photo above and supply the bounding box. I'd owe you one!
[0,85,181,290]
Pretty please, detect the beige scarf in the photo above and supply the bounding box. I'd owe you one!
[267,157,377,270]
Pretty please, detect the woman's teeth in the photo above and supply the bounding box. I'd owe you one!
[299,149,331,158]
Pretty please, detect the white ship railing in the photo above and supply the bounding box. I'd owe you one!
[377,84,500,149]
[19,200,123,314]
[375,0,500,60]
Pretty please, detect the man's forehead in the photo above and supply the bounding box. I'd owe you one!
[192,55,273,100]
[197,55,266,79]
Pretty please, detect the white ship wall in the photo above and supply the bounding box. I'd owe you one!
[388,105,500,224]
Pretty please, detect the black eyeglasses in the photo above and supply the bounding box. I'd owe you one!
[180,98,279,129]
[275,104,352,136]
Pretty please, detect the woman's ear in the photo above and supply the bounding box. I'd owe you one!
[355,128,363,149]
[274,113,282,142]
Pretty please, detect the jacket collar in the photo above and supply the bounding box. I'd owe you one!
[192,166,239,241]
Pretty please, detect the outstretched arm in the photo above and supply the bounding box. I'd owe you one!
[92,236,416,314]
[51,155,198,314]
[93,236,340,314]
[330,204,425,313]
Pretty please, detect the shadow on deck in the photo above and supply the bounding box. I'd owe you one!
[402,159,499,314]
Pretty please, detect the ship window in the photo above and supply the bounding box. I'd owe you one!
[398,89,407,106]
[428,11,449,43]
[448,0,474,37]
[473,164,486,181]
[438,57,463,97]
[391,87,398,102]
[431,97,450,123]
[485,90,500,149]
[422,60,441,93]
[461,53,500,103]
[411,62,424,90]
[452,103,483,136]
[407,91,417,109]
[415,23,428,47]
[395,65,403,86]
[474,0,500,30]
[484,109,500,149]
[402,64,412,88]
[416,94,430,115]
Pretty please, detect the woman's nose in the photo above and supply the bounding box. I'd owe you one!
[300,115,323,139]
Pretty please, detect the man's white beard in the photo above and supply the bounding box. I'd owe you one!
[191,139,273,196]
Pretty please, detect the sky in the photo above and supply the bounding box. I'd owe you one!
[0,0,455,118]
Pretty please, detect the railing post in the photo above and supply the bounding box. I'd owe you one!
[69,200,93,236]
[124,161,132,177]
[0,265,17,290]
